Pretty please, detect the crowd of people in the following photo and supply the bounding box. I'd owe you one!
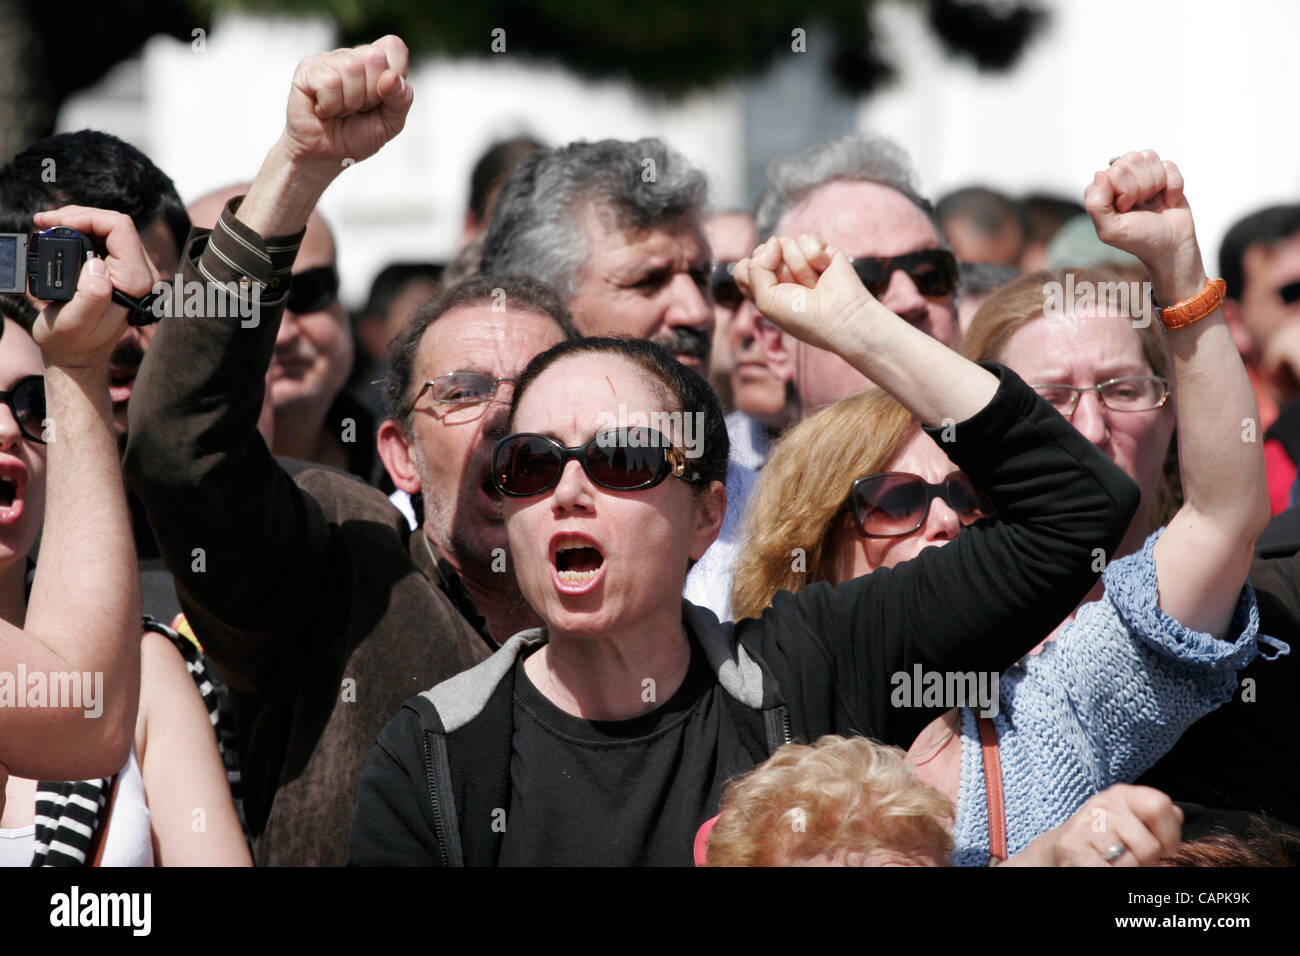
[2,34,1298,867]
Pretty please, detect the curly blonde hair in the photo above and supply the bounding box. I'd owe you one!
[730,388,915,620]
[706,735,955,866]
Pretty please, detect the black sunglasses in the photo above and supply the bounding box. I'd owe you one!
[711,262,742,310]
[0,375,46,444]
[493,427,701,498]
[848,249,958,299]
[845,471,990,538]
[286,265,340,314]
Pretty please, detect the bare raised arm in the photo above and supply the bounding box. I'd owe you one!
[1088,150,1270,638]
[734,234,999,425]
[0,207,148,779]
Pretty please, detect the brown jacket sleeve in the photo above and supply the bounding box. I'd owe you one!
[123,199,329,693]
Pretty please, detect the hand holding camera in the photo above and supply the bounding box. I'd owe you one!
[25,207,158,369]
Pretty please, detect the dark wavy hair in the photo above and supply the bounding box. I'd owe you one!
[0,130,190,331]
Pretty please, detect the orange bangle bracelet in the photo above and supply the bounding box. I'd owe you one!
[1154,278,1226,331]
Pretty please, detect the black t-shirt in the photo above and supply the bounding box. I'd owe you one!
[498,639,754,866]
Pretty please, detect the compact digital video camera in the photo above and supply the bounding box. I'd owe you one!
[0,225,158,325]
[0,226,97,301]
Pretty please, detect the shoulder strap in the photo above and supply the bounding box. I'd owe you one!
[978,716,1007,862]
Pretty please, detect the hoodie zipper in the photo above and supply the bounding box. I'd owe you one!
[764,705,792,754]
[422,735,451,867]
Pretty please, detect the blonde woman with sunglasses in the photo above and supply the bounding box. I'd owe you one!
[732,151,1279,865]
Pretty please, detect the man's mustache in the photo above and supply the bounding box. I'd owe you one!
[654,327,711,365]
[108,338,146,371]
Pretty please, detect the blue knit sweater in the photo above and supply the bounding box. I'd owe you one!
[950,528,1285,866]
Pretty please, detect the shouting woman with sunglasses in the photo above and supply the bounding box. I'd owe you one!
[349,230,1145,865]
[733,150,1276,865]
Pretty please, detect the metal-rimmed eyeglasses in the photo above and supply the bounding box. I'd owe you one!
[405,371,519,417]
[1030,376,1170,419]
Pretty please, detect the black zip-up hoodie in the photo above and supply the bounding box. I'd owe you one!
[347,365,1141,866]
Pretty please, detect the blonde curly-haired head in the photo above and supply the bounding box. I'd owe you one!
[706,734,955,866]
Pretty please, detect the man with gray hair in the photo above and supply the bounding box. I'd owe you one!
[753,132,960,415]
[480,137,715,375]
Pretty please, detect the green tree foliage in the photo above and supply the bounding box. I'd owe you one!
[209,0,1044,98]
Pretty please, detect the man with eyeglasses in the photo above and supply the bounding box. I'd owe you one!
[188,185,379,485]
[752,132,960,417]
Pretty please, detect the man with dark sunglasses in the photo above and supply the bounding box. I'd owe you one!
[703,211,759,410]
[752,133,960,417]
[188,186,379,485]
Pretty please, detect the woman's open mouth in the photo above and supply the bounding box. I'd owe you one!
[550,532,606,595]
[0,470,26,526]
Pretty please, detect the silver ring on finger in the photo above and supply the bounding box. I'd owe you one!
[1101,842,1127,863]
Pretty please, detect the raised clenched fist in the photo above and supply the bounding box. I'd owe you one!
[734,234,885,356]
[1085,150,1206,304]
[281,35,414,173]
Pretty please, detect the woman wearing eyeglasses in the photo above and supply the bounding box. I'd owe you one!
[963,264,1180,569]
[347,189,1152,866]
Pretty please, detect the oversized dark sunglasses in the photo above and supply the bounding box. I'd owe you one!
[493,427,701,498]
[1278,279,1300,306]
[844,471,990,538]
[711,262,743,310]
[286,265,339,314]
[848,249,959,299]
[0,375,46,444]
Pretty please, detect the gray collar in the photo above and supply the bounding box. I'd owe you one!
[421,601,769,733]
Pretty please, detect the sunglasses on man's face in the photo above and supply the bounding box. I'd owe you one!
[493,427,701,498]
[711,262,742,311]
[845,471,990,538]
[0,375,46,444]
[286,265,340,315]
[848,249,959,300]
[1277,279,1300,306]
